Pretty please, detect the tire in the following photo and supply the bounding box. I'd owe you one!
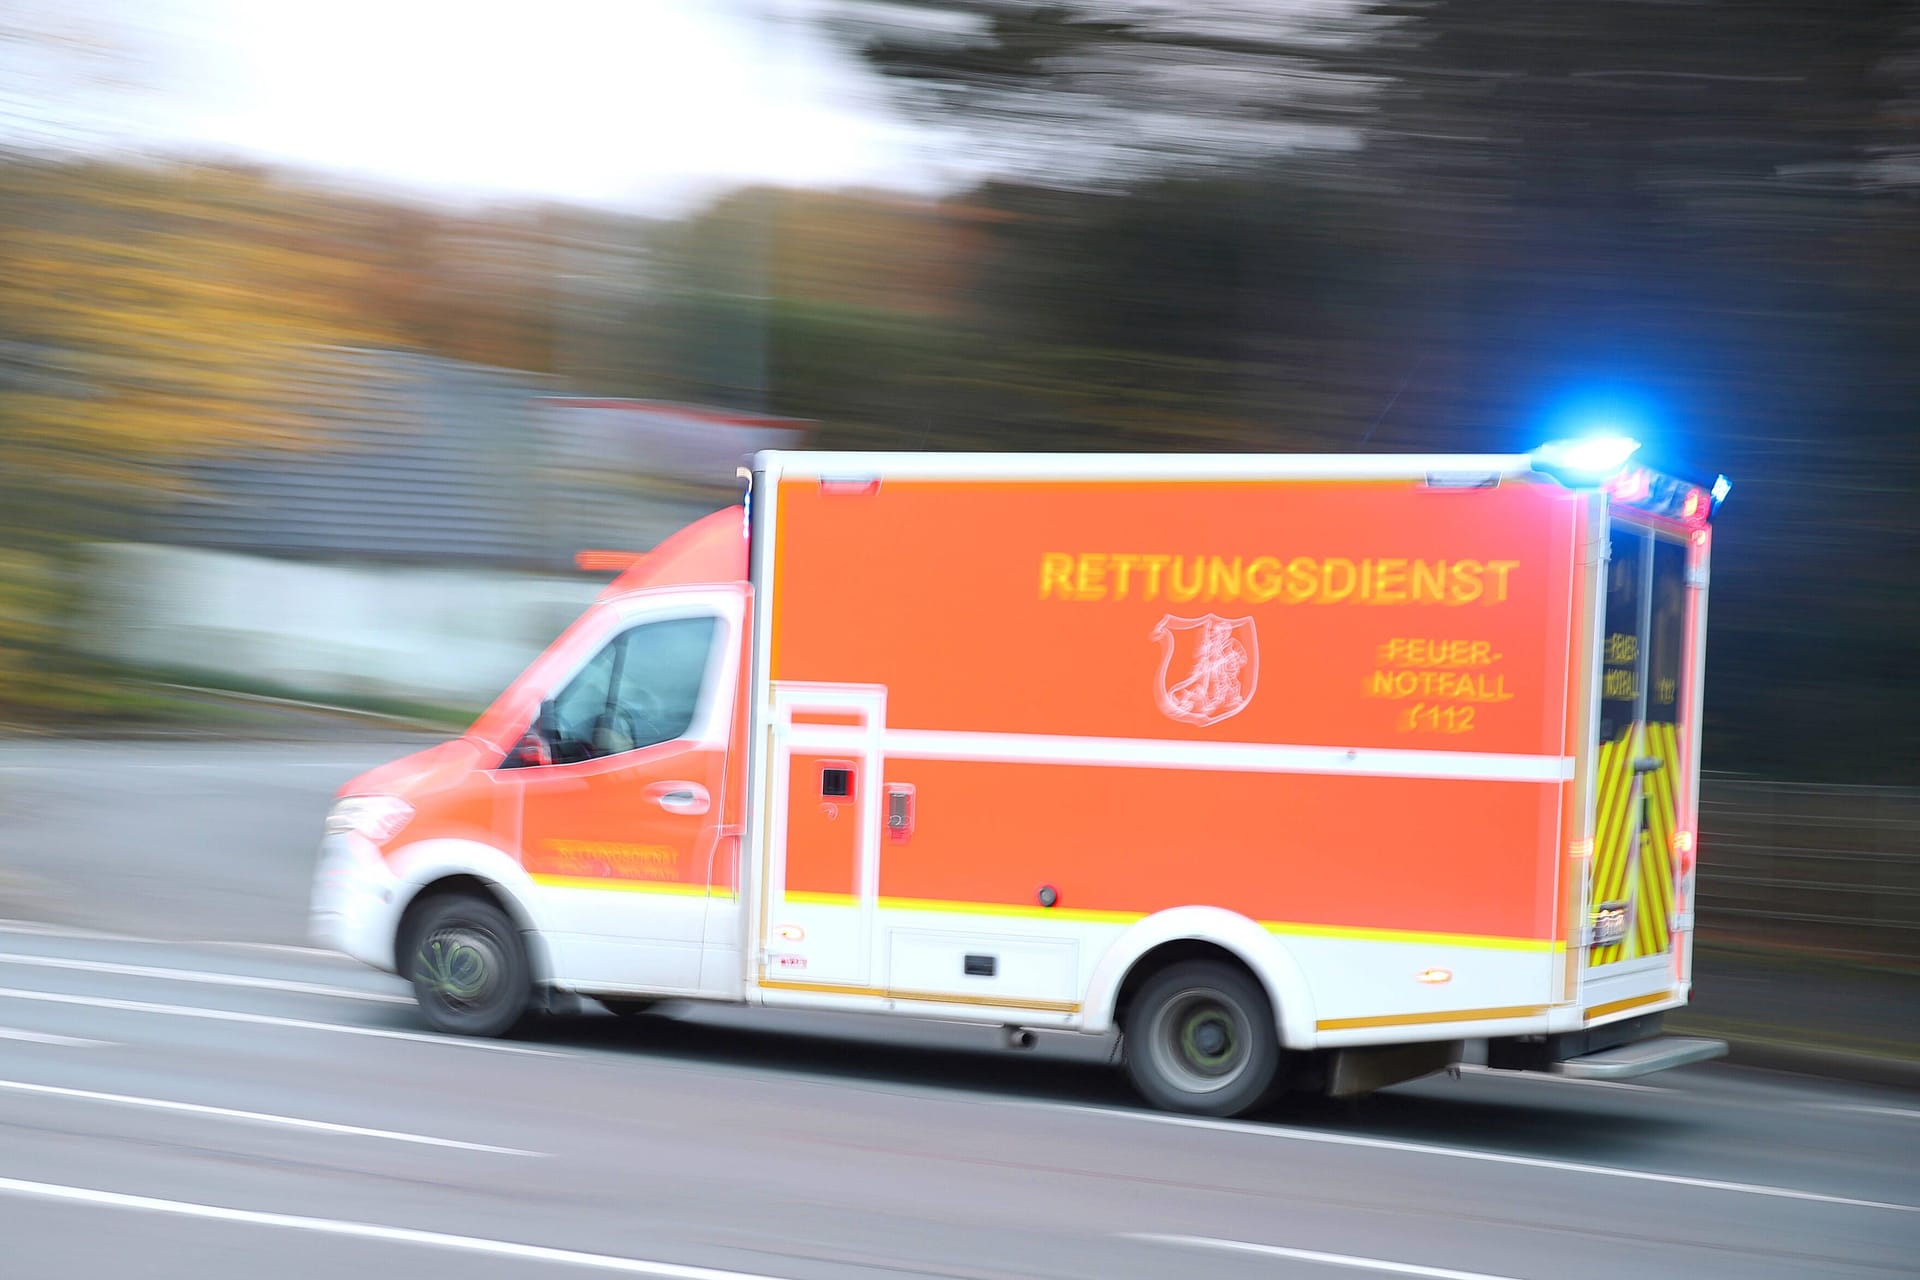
[1122,960,1282,1117]
[403,893,532,1038]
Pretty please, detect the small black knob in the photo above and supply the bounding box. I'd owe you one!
[1037,885,1059,908]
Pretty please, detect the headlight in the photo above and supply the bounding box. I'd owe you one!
[325,795,415,843]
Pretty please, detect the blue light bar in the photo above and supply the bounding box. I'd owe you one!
[1530,436,1642,485]
[1711,474,1732,507]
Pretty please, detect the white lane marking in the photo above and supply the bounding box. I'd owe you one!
[0,988,562,1057]
[0,1079,538,1156]
[197,942,344,959]
[1064,1106,1920,1214]
[0,1177,803,1279]
[0,953,410,1004]
[1813,1103,1920,1122]
[0,1027,111,1048]
[0,921,144,942]
[0,921,352,961]
[1128,1234,1526,1279]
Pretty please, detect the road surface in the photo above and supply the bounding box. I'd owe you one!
[0,739,1914,1277]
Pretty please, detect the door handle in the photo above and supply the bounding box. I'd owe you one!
[1633,756,1663,775]
[647,782,711,816]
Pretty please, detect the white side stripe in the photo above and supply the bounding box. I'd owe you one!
[1128,1235,1528,1279]
[767,449,1533,483]
[0,1177,805,1279]
[0,1079,537,1155]
[782,725,1573,783]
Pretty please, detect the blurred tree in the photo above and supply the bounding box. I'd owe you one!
[814,0,1920,779]
[0,159,398,717]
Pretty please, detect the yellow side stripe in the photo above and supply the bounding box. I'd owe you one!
[1317,1004,1547,1032]
[1585,990,1674,1021]
[529,875,715,897]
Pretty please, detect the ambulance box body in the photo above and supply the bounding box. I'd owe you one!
[312,450,1726,1115]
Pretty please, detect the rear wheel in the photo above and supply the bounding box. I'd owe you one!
[1122,960,1281,1117]
[404,894,531,1038]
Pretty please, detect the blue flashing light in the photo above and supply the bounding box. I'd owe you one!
[1711,474,1732,507]
[1531,436,1642,483]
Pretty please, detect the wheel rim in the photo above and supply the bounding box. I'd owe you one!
[416,923,508,1017]
[1146,987,1251,1095]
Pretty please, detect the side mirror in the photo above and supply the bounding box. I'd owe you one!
[509,731,552,769]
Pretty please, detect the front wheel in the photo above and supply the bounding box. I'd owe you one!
[1122,961,1282,1117]
[404,894,532,1038]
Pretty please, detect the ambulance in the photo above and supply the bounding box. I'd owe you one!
[310,443,1730,1116]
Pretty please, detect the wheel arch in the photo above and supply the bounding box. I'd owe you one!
[388,839,552,987]
[1082,907,1316,1048]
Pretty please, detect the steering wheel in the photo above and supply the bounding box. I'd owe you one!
[622,688,671,745]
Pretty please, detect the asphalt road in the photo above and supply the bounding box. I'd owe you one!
[0,739,1916,1278]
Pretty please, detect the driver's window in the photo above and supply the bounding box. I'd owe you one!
[546,615,718,763]
[608,616,716,751]
[546,642,618,758]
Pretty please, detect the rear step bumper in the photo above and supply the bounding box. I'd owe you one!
[1550,1035,1728,1081]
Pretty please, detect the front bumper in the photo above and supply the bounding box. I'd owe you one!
[308,833,406,973]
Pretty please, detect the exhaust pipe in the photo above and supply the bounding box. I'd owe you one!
[1003,1025,1036,1051]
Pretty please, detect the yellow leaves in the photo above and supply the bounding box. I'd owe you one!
[0,160,399,461]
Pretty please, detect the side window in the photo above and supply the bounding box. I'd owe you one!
[608,616,718,752]
[545,641,619,761]
[538,615,719,764]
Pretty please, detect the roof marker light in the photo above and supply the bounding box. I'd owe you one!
[1531,436,1642,485]
[1606,467,1652,503]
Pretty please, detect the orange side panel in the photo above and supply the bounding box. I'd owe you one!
[784,753,862,896]
[772,480,1581,756]
[878,761,1562,942]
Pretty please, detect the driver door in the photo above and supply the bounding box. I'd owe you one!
[512,598,736,994]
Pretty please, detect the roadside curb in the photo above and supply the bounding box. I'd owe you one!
[1716,1035,1920,1092]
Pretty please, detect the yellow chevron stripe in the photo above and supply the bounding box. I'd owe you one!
[1641,723,1682,956]
[1588,728,1639,966]
[1643,725,1674,955]
[1644,732,1675,957]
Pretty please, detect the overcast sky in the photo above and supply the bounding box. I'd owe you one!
[5,0,948,215]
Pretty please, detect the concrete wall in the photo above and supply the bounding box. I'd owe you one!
[85,543,603,708]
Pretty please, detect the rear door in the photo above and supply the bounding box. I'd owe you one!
[1586,519,1702,987]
